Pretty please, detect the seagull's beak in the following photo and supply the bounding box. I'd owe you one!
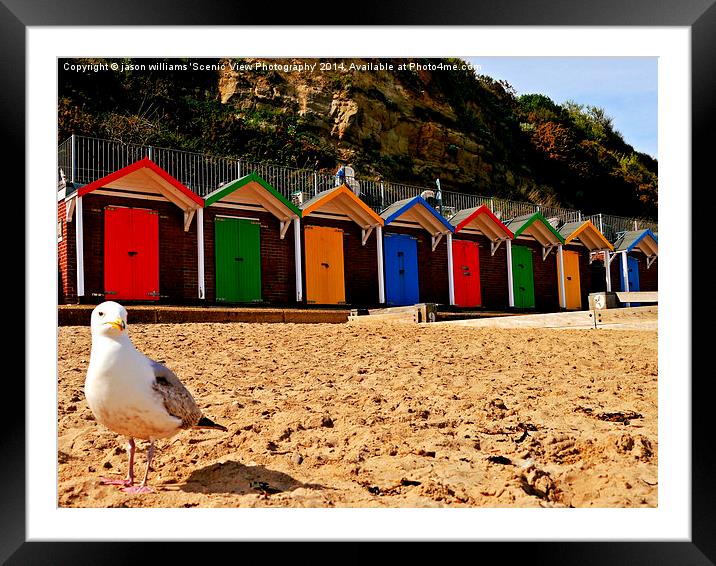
[105,319,126,332]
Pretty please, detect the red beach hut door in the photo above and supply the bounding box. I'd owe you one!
[452,239,482,307]
[104,206,160,301]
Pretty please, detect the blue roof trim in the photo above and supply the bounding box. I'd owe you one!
[626,228,658,252]
[381,195,454,233]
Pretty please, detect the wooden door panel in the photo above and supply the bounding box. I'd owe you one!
[453,239,481,307]
[305,226,345,304]
[512,245,535,308]
[384,233,419,306]
[130,208,159,300]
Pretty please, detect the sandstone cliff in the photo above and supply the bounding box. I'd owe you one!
[58,57,657,218]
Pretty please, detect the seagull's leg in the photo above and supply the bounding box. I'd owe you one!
[127,438,136,484]
[100,438,135,487]
[141,440,155,486]
[122,440,154,494]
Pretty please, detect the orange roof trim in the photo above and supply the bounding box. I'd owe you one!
[563,220,614,251]
[301,185,383,226]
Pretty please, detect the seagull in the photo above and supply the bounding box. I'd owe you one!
[84,301,227,494]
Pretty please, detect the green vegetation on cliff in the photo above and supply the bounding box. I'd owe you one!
[58,57,657,218]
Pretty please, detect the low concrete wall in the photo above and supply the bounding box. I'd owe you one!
[58,305,350,326]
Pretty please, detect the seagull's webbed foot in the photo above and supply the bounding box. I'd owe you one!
[122,485,153,494]
[100,477,134,487]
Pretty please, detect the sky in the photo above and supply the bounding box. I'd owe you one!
[466,57,658,159]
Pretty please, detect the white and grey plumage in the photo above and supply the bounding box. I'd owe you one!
[84,301,227,493]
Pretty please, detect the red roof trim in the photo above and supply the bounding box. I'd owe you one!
[454,205,514,238]
[77,157,204,207]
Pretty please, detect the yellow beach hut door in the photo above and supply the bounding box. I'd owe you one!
[558,250,582,310]
[304,225,345,304]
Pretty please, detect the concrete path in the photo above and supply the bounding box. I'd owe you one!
[438,306,657,331]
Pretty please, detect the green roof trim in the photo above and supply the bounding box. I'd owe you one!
[203,172,301,217]
[505,211,565,243]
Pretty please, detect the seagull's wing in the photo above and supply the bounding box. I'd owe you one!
[148,358,204,429]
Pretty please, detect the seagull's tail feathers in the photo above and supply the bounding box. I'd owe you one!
[194,416,228,432]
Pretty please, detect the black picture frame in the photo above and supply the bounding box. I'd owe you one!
[9,0,709,563]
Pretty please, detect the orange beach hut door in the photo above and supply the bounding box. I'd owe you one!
[558,250,582,310]
[104,206,160,301]
[304,225,345,304]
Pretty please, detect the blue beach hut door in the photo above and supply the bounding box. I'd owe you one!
[620,255,640,292]
[620,255,641,306]
[384,233,420,306]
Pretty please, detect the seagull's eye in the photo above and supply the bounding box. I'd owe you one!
[98,311,104,317]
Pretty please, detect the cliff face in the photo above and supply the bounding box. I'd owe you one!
[58,57,657,218]
[216,58,513,193]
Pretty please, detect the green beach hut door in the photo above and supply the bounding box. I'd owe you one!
[512,245,535,308]
[214,217,262,303]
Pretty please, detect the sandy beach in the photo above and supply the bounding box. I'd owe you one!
[58,320,657,508]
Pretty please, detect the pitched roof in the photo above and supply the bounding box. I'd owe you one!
[203,172,300,220]
[558,220,613,251]
[503,212,565,246]
[613,229,658,256]
[380,195,453,234]
[449,205,513,240]
[300,184,382,228]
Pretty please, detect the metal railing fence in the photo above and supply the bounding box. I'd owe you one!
[587,213,658,243]
[58,135,657,235]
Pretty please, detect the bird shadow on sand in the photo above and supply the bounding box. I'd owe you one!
[179,460,326,495]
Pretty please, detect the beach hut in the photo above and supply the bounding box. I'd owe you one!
[202,173,302,304]
[557,220,614,310]
[379,196,455,306]
[609,229,658,297]
[448,205,514,308]
[502,212,566,310]
[58,157,203,304]
[299,185,384,306]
